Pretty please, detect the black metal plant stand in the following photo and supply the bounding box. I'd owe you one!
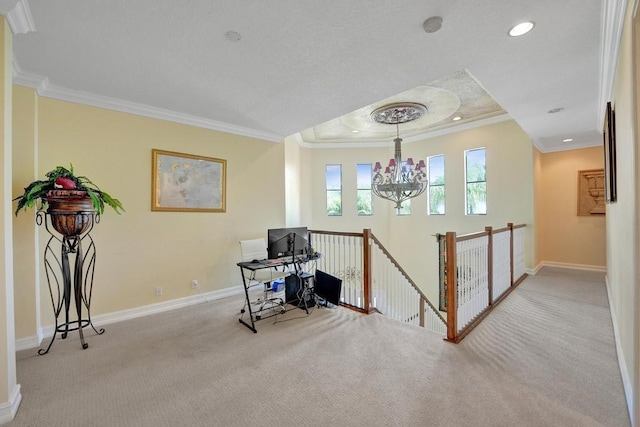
[37,210,105,355]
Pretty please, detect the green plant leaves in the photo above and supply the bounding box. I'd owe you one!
[13,164,124,216]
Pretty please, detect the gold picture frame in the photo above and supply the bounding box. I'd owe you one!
[151,149,226,212]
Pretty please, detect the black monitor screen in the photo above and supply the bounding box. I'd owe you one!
[267,227,308,259]
[314,270,342,307]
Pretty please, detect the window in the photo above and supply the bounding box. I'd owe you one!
[326,164,342,216]
[397,161,411,215]
[465,148,486,215]
[356,164,373,215]
[427,155,445,215]
[397,199,411,215]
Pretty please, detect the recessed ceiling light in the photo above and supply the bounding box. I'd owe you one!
[547,107,564,114]
[352,130,359,133]
[508,21,535,37]
[224,31,241,42]
[452,116,462,121]
[563,138,573,143]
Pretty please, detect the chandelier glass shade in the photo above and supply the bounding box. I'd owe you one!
[371,103,428,209]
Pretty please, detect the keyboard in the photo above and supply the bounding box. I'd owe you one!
[259,256,306,266]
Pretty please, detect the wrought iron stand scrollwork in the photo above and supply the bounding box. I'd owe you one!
[37,211,105,355]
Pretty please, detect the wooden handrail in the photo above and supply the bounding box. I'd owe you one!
[309,229,364,238]
[443,222,527,343]
[456,230,490,242]
[309,222,526,342]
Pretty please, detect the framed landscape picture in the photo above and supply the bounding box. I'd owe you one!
[152,149,226,212]
[603,101,617,203]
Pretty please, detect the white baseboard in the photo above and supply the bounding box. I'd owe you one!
[536,261,607,273]
[15,335,41,352]
[604,275,634,425]
[16,286,245,351]
[0,384,22,424]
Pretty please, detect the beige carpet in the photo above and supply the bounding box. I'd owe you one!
[9,267,630,426]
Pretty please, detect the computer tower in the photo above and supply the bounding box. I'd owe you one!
[285,273,315,310]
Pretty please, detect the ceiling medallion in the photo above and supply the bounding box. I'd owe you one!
[370,102,427,125]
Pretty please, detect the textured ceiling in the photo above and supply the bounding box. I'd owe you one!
[300,70,506,144]
[5,0,610,152]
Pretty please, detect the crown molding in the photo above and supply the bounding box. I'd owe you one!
[6,0,34,34]
[598,0,627,121]
[533,139,602,154]
[0,0,35,34]
[12,65,283,143]
[297,113,512,149]
[12,55,47,90]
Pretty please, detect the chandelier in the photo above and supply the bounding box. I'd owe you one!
[372,102,428,209]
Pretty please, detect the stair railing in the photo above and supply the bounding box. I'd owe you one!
[310,229,446,335]
[309,223,527,342]
[439,223,527,343]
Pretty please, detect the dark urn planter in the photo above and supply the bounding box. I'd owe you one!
[45,190,96,237]
[38,189,103,354]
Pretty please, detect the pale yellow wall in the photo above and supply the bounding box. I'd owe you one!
[607,1,640,423]
[302,119,534,306]
[387,120,534,305]
[304,144,391,241]
[284,135,301,227]
[12,86,38,339]
[533,147,543,267]
[536,147,606,268]
[11,95,286,333]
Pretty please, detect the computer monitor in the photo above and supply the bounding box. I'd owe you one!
[267,227,309,259]
[314,270,342,307]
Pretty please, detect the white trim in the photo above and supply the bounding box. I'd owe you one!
[0,384,21,424]
[297,114,512,149]
[17,286,245,351]
[605,275,635,424]
[536,261,607,273]
[599,0,628,121]
[6,0,34,34]
[525,267,538,276]
[14,328,42,352]
[533,140,602,154]
[11,69,283,143]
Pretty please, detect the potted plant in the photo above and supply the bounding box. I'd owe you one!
[13,164,124,236]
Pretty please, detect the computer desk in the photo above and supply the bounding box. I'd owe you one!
[237,254,320,333]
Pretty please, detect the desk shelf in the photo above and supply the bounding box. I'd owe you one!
[237,255,319,332]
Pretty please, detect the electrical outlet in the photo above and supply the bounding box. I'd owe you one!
[155,287,163,296]
[192,280,199,289]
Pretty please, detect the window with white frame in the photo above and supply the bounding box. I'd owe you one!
[465,148,486,215]
[397,161,411,215]
[326,164,342,216]
[356,164,373,215]
[427,155,445,215]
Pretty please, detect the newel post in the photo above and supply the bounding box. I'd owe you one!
[485,226,493,306]
[508,223,514,286]
[445,231,457,342]
[363,228,372,314]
